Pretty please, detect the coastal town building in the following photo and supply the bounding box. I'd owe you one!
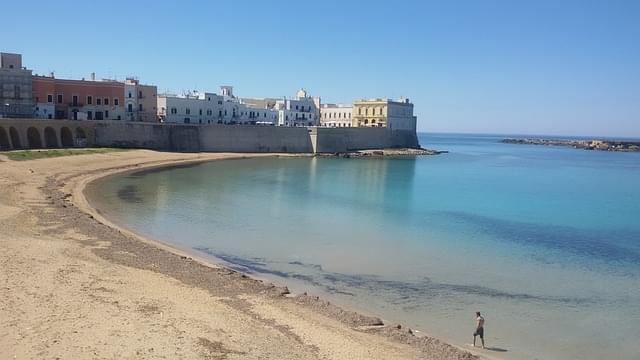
[0,53,34,118]
[275,89,320,127]
[32,74,125,120]
[320,104,352,127]
[157,91,224,124]
[158,86,279,125]
[352,98,416,131]
[124,78,158,122]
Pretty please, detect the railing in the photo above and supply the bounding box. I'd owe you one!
[69,102,83,107]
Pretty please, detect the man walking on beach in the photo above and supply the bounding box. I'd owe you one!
[473,311,485,349]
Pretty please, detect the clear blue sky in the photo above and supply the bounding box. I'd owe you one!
[4,0,639,136]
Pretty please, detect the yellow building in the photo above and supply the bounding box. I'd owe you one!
[352,98,416,131]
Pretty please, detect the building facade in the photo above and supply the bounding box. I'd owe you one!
[32,75,125,120]
[320,104,352,127]
[158,86,278,125]
[275,89,320,127]
[124,78,158,122]
[352,98,416,131]
[0,53,33,118]
[158,91,224,124]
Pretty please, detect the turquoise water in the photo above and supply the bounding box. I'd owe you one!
[89,134,640,360]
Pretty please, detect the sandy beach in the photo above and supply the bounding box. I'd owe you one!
[0,149,480,360]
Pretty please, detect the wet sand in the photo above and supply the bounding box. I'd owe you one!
[0,149,481,359]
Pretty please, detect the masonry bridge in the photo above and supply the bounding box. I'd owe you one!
[0,119,95,150]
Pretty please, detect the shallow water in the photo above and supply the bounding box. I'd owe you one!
[88,134,640,360]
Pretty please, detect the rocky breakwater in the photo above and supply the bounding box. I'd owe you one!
[501,138,640,152]
[323,148,447,158]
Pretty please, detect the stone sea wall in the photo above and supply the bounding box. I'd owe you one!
[0,119,419,153]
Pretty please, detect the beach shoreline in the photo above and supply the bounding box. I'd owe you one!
[0,149,482,359]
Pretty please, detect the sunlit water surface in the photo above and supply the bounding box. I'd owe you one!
[88,134,640,360]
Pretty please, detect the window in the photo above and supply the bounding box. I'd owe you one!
[128,92,132,98]
[14,85,21,99]
[139,104,143,111]
[128,104,133,112]
[379,108,383,115]
[104,98,109,105]
[87,95,93,105]
[105,110,109,118]
[47,94,53,103]
[186,108,191,115]
[170,107,177,114]
[87,111,93,120]
[138,91,142,98]
[72,95,78,105]
[295,105,299,110]
[114,98,119,106]
[199,109,202,115]
[57,94,63,103]
[96,98,102,105]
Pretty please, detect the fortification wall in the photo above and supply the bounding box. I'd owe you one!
[199,125,313,153]
[0,119,96,149]
[311,127,419,153]
[0,119,419,153]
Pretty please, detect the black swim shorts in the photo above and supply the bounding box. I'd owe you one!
[474,327,484,338]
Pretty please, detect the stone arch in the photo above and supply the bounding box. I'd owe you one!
[9,127,21,149]
[0,127,10,150]
[44,127,58,148]
[75,127,87,147]
[60,127,74,147]
[27,127,42,148]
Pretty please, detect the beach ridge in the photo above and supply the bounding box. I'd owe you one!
[0,149,480,359]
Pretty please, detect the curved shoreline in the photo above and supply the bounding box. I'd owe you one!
[1,150,482,359]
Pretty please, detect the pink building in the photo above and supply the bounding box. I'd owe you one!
[32,75,124,120]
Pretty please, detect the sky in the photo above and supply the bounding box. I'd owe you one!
[3,0,639,136]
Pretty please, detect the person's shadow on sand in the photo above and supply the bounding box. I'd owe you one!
[484,347,508,352]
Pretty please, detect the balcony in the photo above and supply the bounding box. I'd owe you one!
[68,102,83,107]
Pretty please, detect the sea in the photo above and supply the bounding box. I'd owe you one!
[87,133,640,360]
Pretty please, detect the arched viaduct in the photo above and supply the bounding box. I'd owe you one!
[0,119,96,150]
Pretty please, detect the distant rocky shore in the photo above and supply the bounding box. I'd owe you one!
[323,148,447,158]
[501,138,640,152]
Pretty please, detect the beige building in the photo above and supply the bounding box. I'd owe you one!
[124,78,158,122]
[0,53,33,118]
[320,104,352,127]
[352,98,416,131]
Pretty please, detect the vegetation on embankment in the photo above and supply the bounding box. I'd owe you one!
[4,148,128,161]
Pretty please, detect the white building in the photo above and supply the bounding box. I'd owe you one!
[219,86,278,125]
[157,86,278,125]
[320,104,352,127]
[157,91,224,124]
[275,89,320,127]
